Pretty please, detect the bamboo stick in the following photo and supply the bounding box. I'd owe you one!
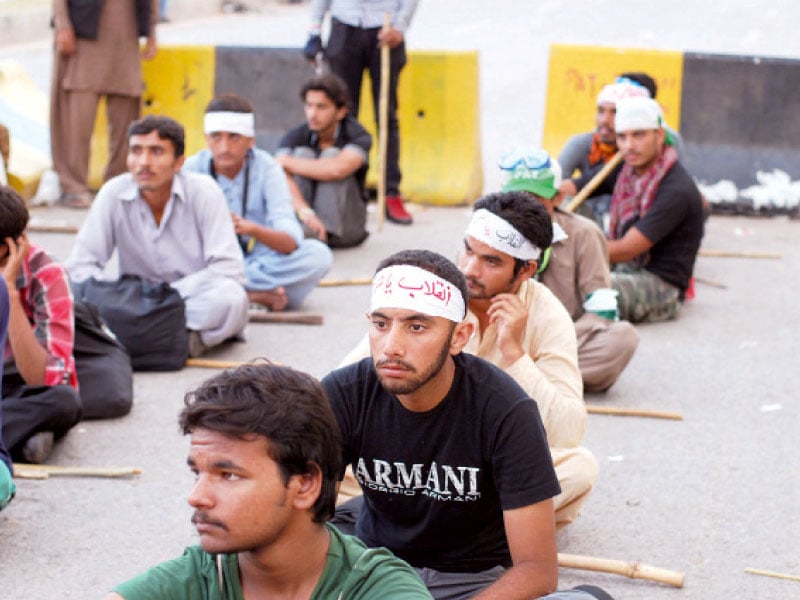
[376,12,391,232]
[27,223,79,234]
[698,249,782,259]
[185,358,246,369]
[318,277,372,287]
[248,310,323,325]
[586,405,683,421]
[744,567,800,582]
[13,463,141,479]
[558,552,685,588]
[563,152,623,213]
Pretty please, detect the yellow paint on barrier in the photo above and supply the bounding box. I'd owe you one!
[358,50,482,206]
[89,46,215,189]
[542,44,683,168]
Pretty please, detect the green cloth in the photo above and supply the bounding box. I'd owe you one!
[114,523,432,599]
[0,461,15,512]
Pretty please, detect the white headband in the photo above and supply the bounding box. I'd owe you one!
[370,265,466,323]
[614,97,664,133]
[203,111,255,137]
[465,209,542,261]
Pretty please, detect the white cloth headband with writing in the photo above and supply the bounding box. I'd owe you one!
[465,208,542,261]
[203,111,255,137]
[370,265,465,323]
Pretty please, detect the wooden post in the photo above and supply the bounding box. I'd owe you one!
[376,12,391,232]
[558,553,685,588]
[586,405,684,421]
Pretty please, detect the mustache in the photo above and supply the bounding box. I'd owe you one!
[191,512,228,531]
[135,169,155,177]
[375,359,416,372]
[465,276,484,289]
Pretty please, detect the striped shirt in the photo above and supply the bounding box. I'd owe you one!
[4,243,77,389]
[310,0,420,33]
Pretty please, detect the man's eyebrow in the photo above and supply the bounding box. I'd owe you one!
[370,310,435,324]
[186,457,243,471]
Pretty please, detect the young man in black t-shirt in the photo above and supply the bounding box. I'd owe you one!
[606,96,704,323]
[323,249,613,600]
[276,74,372,248]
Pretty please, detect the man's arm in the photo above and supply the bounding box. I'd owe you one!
[276,147,364,182]
[53,0,76,56]
[607,226,653,264]
[473,500,558,599]
[65,189,116,282]
[142,0,158,60]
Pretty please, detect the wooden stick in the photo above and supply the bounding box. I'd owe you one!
[376,11,391,232]
[13,463,141,480]
[248,310,323,325]
[558,552,685,588]
[185,358,247,369]
[318,277,372,287]
[564,151,623,213]
[694,275,727,289]
[699,249,782,260]
[27,223,79,234]
[744,567,800,582]
[586,405,683,421]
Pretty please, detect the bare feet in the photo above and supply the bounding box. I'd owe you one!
[247,287,288,311]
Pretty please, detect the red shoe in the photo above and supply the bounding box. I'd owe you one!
[385,195,413,225]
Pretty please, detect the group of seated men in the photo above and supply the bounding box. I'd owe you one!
[1,69,706,599]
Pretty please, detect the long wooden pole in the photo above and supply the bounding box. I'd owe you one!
[744,567,800,582]
[376,12,391,232]
[558,553,685,588]
[13,463,142,479]
[586,405,683,421]
[698,249,782,260]
[318,277,372,287]
[564,151,623,213]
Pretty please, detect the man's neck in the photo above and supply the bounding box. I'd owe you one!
[238,522,330,599]
[467,298,492,334]
[214,159,245,180]
[316,121,340,149]
[140,185,173,226]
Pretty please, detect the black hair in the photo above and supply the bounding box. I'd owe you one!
[127,115,186,158]
[180,361,342,523]
[0,185,29,241]
[205,93,254,114]
[620,72,657,99]
[473,191,553,277]
[300,73,351,110]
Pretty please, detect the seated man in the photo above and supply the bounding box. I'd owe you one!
[276,74,372,248]
[1,186,81,464]
[184,94,333,311]
[67,115,249,356]
[1,277,16,510]
[606,97,705,323]
[499,149,639,393]
[106,362,432,599]
[558,79,651,227]
[339,195,597,528]
[324,249,612,600]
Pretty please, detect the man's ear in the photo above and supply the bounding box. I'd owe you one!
[449,320,475,355]
[173,155,186,171]
[336,106,348,122]
[514,260,538,285]
[290,463,322,512]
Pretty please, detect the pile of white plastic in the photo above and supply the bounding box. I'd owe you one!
[697,169,800,213]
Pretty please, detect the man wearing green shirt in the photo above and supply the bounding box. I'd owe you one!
[105,362,431,600]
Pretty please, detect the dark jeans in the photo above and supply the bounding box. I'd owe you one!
[1,369,81,458]
[326,18,406,196]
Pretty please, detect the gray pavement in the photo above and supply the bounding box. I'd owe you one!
[2,2,800,599]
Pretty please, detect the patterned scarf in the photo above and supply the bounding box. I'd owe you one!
[609,144,678,242]
[588,132,617,166]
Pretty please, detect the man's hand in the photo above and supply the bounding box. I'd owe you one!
[486,293,527,368]
[298,209,327,243]
[303,35,324,62]
[230,212,254,237]
[275,154,293,174]
[1,234,29,290]
[142,35,157,60]
[377,27,404,48]
[558,179,578,197]
[55,27,76,56]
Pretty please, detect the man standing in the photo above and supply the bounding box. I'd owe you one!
[106,363,432,599]
[499,149,639,393]
[185,94,333,311]
[51,0,158,207]
[67,115,249,356]
[606,97,705,323]
[304,0,417,225]
[276,74,372,248]
[1,186,81,464]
